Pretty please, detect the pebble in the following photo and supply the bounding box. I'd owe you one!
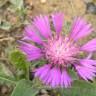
[86,2,96,14]
[1,85,8,94]
[84,0,93,3]
[40,0,46,4]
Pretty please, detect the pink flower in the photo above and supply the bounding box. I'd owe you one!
[20,12,96,88]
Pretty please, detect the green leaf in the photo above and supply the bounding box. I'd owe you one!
[64,21,71,35]
[0,63,16,84]
[59,80,96,96]
[11,79,38,96]
[0,20,12,30]
[10,0,24,9]
[0,75,16,84]
[31,59,47,67]
[73,80,96,88]
[68,68,78,80]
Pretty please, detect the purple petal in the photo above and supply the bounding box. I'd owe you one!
[80,59,96,69]
[81,39,96,52]
[75,65,96,81]
[86,52,93,59]
[33,15,52,39]
[69,17,93,41]
[20,42,42,61]
[52,12,64,36]
[35,64,51,79]
[61,69,72,88]
[24,25,43,44]
[43,67,61,87]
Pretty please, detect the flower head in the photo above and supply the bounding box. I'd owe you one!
[20,12,96,88]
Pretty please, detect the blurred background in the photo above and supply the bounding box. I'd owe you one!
[0,0,96,96]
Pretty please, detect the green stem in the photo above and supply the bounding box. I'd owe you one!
[26,63,29,80]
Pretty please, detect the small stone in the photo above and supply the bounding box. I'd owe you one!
[40,0,46,4]
[1,85,8,94]
[84,0,93,3]
[86,2,96,14]
[40,89,48,94]
[25,0,33,6]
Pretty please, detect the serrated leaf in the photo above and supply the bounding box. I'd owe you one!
[9,50,30,80]
[9,50,28,70]
[11,79,38,96]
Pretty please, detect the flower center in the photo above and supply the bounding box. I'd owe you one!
[43,36,79,67]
